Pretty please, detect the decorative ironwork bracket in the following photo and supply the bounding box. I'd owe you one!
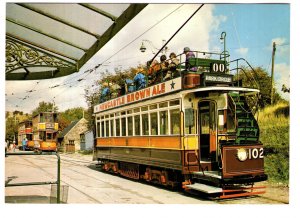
[6,37,75,74]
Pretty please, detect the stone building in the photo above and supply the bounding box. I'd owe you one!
[58,118,88,152]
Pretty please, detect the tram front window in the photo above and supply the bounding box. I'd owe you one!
[46,133,53,140]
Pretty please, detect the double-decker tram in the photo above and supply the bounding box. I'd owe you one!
[32,112,59,151]
[18,120,34,150]
[93,46,267,198]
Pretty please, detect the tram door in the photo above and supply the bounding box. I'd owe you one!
[198,100,217,162]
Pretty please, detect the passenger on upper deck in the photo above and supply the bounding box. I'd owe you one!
[160,54,169,81]
[164,52,179,81]
[99,82,110,103]
[134,69,146,90]
[183,47,197,71]
[147,59,160,85]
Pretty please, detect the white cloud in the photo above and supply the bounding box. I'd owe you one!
[274,62,290,100]
[235,47,249,56]
[269,37,290,57]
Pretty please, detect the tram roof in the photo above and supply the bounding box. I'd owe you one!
[5,3,147,80]
[181,86,260,96]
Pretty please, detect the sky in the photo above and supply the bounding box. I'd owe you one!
[3,2,292,114]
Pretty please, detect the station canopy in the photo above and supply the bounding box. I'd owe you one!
[5,3,147,80]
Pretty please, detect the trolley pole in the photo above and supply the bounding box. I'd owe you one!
[271,42,276,105]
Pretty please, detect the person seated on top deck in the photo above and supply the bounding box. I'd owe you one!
[147,59,160,86]
[117,73,127,96]
[133,68,146,90]
[160,54,169,79]
[99,82,110,103]
[183,47,197,72]
[163,52,180,81]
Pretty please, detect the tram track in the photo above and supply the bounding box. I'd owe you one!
[14,154,164,203]
[40,154,289,204]
[8,153,288,204]
[16,155,103,203]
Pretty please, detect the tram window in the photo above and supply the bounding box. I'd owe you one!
[159,102,168,108]
[185,108,195,134]
[141,106,148,111]
[127,110,132,114]
[116,118,120,136]
[227,109,235,132]
[170,100,180,106]
[110,119,114,136]
[142,114,149,135]
[101,121,105,137]
[170,109,180,134]
[160,111,168,135]
[121,117,126,136]
[101,116,104,120]
[110,114,114,118]
[106,120,109,137]
[46,133,52,140]
[218,110,224,131]
[200,112,209,134]
[150,112,158,135]
[115,112,120,116]
[105,115,109,118]
[134,115,140,136]
[97,117,100,120]
[210,103,216,130]
[121,111,126,115]
[134,108,140,113]
[150,104,157,110]
[97,122,100,137]
[128,116,133,136]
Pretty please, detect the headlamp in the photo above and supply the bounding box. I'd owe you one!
[237,148,248,161]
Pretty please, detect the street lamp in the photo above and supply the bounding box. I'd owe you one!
[139,39,168,55]
[220,31,227,62]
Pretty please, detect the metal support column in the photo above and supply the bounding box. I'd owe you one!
[5,151,61,203]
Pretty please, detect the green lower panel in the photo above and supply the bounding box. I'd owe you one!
[95,147,183,170]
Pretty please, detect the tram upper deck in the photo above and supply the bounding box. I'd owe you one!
[94,50,259,114]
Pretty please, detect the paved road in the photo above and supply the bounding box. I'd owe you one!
[5,151,214,204]
[5,151,287,205]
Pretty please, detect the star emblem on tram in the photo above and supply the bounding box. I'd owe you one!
[170,80,175,89]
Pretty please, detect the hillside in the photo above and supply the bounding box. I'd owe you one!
[257,102,289,184]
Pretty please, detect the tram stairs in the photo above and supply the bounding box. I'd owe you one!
[229,92,260,144]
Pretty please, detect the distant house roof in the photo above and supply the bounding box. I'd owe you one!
[58,120,80,138]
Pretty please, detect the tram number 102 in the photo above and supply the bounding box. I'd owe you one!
[236,147,264,162]
[248,148,264,160]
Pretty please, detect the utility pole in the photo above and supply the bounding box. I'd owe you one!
[271,42,276,104]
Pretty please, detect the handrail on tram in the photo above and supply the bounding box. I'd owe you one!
[5,151,61,204]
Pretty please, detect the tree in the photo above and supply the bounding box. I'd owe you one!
[235,66,284,108]
[5,116,18,142]
[83,65,146,130]
[31,101,58,116]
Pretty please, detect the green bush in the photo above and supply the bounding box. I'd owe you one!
[258,103,289,184]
